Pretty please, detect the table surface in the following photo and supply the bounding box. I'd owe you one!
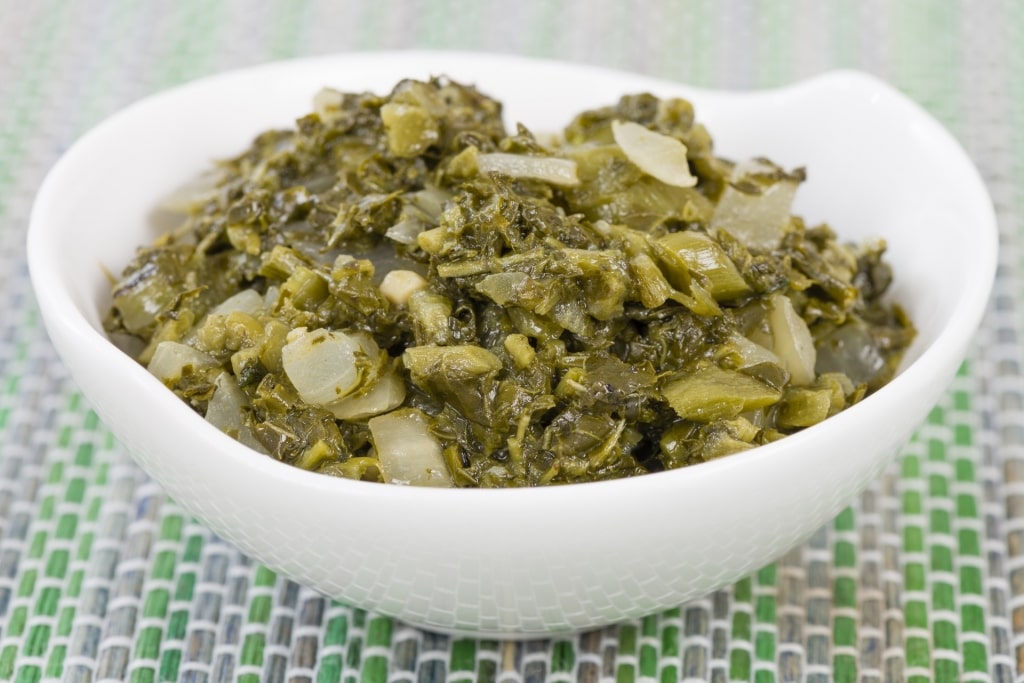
[1,1,1021,681]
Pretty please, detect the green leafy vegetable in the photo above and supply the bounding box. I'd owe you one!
[105,77,915,487]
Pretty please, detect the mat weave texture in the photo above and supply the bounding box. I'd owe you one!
[0,1,1021,681]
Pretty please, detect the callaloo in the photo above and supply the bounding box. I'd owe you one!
[105,77,915,487]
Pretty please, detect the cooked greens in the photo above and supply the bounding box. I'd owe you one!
[104,77,915,487]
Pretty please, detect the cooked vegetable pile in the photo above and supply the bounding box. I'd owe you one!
[105,77,915,487]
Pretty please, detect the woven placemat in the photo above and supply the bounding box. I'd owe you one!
[0,1,1020,681]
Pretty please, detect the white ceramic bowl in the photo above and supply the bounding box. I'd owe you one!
[27,52,996,637]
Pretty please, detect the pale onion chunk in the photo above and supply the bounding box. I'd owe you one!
[206,373,269,454]
[313,87,344,120]
[327,369,406,420]
[379,269,429,305]
[384,218,425,245]
[205,372,246,434]
[476,153,580,186]
[263,286,280,309]
[281,328,377,406]
[711,159,799,252]
[727,332,782,369]
[611,119,697,188]
[767,293,817,385]
[369,409,453,487]
[209,288,264,317]
[147,341,219,382]
[409,186,450,220]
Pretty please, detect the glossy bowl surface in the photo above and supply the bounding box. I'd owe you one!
[27,52,997,636]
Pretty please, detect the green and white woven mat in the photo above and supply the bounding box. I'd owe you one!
[0,1,1020,681]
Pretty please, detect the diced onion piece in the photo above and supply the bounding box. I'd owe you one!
[711,159,799,252]
[282,328,377,406]
[206,373,269,454]
[263,286,280,309]
[726,332,781,369]
[767,293,817,385]
[814,321,888,389]
[611,119,697,188]
[369,409,452,487]
[148,341,219,382]
[475,271,528,307]
[209,289,264,317]
[313,87,344,120]
[384,218,425,245]
[409,186,450,221]
[205,373,246,434]
[327,369,406,420]
[477,153,580,186]
[379,269,429,305]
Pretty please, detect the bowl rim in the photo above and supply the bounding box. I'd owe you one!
[27,50,999,502]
